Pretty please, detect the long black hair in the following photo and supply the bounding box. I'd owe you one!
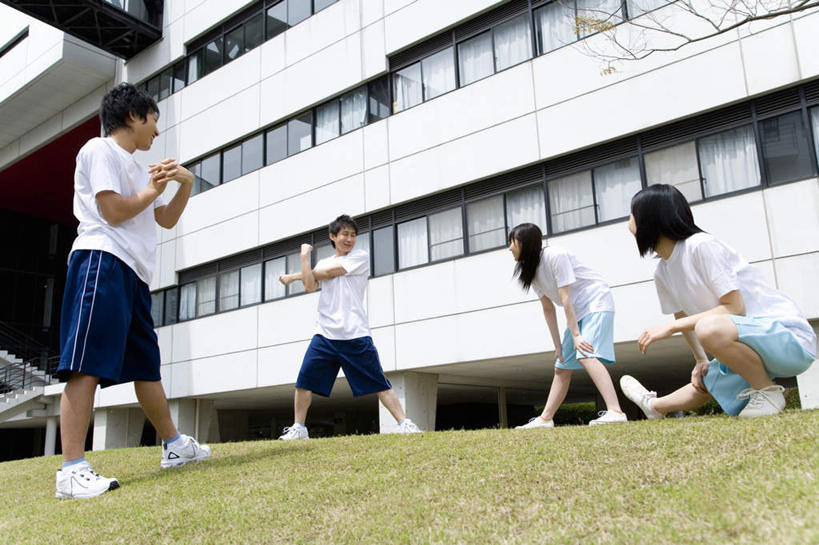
[630,184,703,257]
[509,223,544,291]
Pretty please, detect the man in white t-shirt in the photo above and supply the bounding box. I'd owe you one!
[277,215,421,439]
[55,83,210,500]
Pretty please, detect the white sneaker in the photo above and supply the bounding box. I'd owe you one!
[589,410,628,425]
[515,417,554,429]
[397,419,421,434]
[620,375,664,420]
[279,424,309,440]
[55,462,119,499]
[737,385,786,418]
[161,435,211,468]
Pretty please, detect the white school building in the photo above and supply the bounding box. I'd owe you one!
[1,0,818,459]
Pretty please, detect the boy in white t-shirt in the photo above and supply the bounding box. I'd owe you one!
[55,83,210,499]
[620,184,816,419]
[277,215,421,439]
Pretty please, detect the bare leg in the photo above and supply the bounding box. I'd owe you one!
[377,389,407,422]
[294,387,312,424]
[578,357,623,412]
[696,315,773,389]
[540,368,572,420]
[652,383,713,414]
[60,373,99,462]
[134,380,178,441]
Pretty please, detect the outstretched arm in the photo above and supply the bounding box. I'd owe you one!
[278,245,347,292]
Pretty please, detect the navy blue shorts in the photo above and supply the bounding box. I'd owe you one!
[57,250,161,387]
[296,335,392,397]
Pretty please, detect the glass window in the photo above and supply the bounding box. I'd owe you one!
[288,0,311,25]
[397,217,428,269]
[266,124,287,165]
[242,133,264,175]
[314,0,337,11]
[200,153,221,191]
[288,111,313,155]
[627,0,670,17]
[245,12,264,51]
[203,37,224,75]
[264,257,286,300]
[266,1,288,38]
[422,48,456,101]
[368,77,391,122]
[240,263,262,306]
[151,291,164,327]
[577,0,623,38]
[188,50,202,84]
[549,171,595,233]
[429,208,464,261]
[698,125,760,198]
[373,226,395,276]
[222,143,242,183]
[458,32,494,86]
[219,270,240,311]
[644,142,702,202]
[286,252,305,295]
[197,277,216,316]
[173,61,186,93]
[535,1,577,54]
[467,196,506,252]
[493,14,533,71]
[812,107,819,168]
[506,185,547,232]
[158,68,172,100]
[164,288,178,325]
[341,87,367,134]
[393,62,422,113]
[354,231,371,268]
[147,77,160,102]
[315,242,335,263]
[179,283,196,321]
[760,111,815,185]
[315,100,340,145]
[594,157,642,222]
[224,25,244,62]
[189,162,202,196]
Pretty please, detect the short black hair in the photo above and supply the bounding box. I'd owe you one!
[328,215,358,248]
[630,184,703,257]
[508,223,544,291]
[100,82,159,136]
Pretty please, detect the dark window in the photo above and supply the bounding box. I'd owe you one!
[151,291,164,327]
[147,77,160,102]
[158,68,172,100]
[223,143,243,183]
[245,12,265,51]
[224,25,244,62]
[164,288,178,325]
[200,153,221,190]
[266,1,288,38]
[188,50,203,84]
[266,124,288,165]
[368,77,391,122]
[373,226,395,276]
[173,61,187,92]
[288,0,311,25]
[242,133,264,174]
[288,111,313,155]
[760,111,815,185]
[203,37,224,75]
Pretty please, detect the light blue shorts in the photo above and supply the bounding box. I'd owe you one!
[556,311,616,370]
[703,315,816,416]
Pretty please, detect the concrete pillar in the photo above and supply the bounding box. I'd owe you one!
[44,416,58,456]
[168,399,196,438]
[796,357,819,409]
[196,399,220,443]
[92,408,145,451]
[379,372,438,433]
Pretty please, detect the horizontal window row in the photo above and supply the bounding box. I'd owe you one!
[139,0,339,102]
[151,99,819,327]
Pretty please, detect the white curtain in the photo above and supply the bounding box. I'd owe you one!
[197,277,216,316]
[644,142,702,202]
[219,270,240,311]
[458,32,494,86]
[315,101,339,145]
[286,252,305,295]
[467,196,505,251]
[698,125,760,198]
[341,87,367,134]
[576,0,623,38]
[240,264,262,306]
[373,227,395,276]
[392,63,423,113]
[594,157,642,222]
[264,258,286,301]
[315,243,335,262]
[179,283,196,321]
[506,185,547,232]
[421,48,456,100]
[429,208,464,261]
[535,2,577,54]
[398,217,429,269]
[493,14,532,71]
[549,171,595,233]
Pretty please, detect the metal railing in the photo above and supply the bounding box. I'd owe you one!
[0,321,60,395]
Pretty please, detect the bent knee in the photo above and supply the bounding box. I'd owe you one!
[694,315,736,350]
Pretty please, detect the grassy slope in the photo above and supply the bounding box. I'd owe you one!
[1,411,817,545]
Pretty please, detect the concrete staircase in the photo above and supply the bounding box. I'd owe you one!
[0,349,55,421]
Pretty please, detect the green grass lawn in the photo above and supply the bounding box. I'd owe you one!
[2,411,817,545]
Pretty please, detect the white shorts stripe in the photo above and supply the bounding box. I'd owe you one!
[76,251,102,374]
[69,251,94,372]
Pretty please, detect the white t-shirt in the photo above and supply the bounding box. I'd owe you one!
[654,232,816,355]
[531,246,615,320]
[314,249,371,340]
[70,137,165,285]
